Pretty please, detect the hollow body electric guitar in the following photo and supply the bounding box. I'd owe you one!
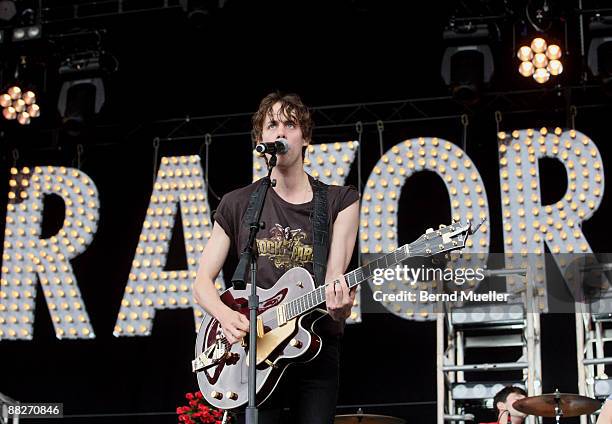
[193,221,472,409]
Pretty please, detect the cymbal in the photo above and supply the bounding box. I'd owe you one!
[513,393,601,417]
[334,414,406,424]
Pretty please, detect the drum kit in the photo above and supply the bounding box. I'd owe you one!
[333,390,602,424]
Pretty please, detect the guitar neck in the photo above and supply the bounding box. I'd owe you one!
[284,245,411,320]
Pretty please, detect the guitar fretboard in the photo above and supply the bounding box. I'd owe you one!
[283,245,410,320]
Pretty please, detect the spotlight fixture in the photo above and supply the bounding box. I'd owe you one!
[12,24,41,41]
[1,57,41,125]
[58,52,107,136]
[0,0,17,22]
[0,85,40,125]
[180,0,227,28]
[441,23,494,105]
[588,16,612,95]
[517,37,563,84]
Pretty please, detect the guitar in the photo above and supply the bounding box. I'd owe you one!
[193,221,473,409]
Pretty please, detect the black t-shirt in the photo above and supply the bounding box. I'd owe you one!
[214,175,359,335]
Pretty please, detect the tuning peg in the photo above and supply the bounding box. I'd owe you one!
[439,224,446,229]
[426,228,434,234]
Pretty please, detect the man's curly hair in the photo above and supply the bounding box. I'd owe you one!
[251,92,313,158]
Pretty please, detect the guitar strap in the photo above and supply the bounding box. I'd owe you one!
[240,176,330,288]
[311,178,329,288]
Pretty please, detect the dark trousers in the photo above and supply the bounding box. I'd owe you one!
[236,336,341,424]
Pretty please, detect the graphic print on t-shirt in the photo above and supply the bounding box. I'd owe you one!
[255,223,313,270]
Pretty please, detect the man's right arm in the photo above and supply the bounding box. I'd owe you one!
[193,222,249,344]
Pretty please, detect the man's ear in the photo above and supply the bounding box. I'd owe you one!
[496,401,506,412]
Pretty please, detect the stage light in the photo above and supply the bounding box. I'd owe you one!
[517,46,533,62]
[13,98,25,112]
[0,0,17,21]
[58,51,109,135]
[180,0,227,29]
[518,61,535,77]
[0,93,12,107]
[12,27,23,40]
[11,24,40,41]
[533,53,548,69]
[441,23,494,105]
[531,37,547,53]
[3,106,16,120]
[533,68,550,83]
[17,111,30,125]
[547,44,562,60]
[27,103,39,117]
[547,59,563,76]
[1,85,40,125]
[57,78,105,135]
[517,38,563,84]
[588,17,612,95]
[8,85,21,99]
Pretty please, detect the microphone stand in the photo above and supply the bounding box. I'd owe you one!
[230,153,278,424]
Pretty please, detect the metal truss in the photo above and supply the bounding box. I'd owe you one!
[146,84,611,144]
[576,276,612,424]
[436,267,542,424]
[40,0,183,24]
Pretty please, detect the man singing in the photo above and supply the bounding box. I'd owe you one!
[193,92,360,423]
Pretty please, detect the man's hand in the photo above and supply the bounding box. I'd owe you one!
[217,307,249,344]
[325,275,356,322]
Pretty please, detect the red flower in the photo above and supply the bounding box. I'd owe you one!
[186,393,194,400]
[196,391,203,399]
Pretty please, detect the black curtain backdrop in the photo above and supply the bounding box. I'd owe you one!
[1,2,612,423]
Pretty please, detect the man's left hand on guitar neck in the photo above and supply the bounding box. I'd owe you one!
[325,275,357,321]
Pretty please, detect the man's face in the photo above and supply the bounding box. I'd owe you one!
[499,392,527,418]
[260,102,308,168]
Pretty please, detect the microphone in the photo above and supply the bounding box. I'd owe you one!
[255,138,289,155]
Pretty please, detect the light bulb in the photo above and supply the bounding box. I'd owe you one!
[3,107,17,120]
[7,86,21,100]
[17,112,30,125]
[0,94,11,108]
[13,99,26,113]
[519,61,535,77]
[27,104,40,118]
[22,91,36,105]
[517,46,533,61]
[546,44,562,60]
[531,37,547,53]
[532,53,548,69]
[547,59,563,76]
[533,68,550,84]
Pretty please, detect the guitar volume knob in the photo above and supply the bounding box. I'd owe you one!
[290,338,303,348]
[210,391,223,400]
[226,392,238,400]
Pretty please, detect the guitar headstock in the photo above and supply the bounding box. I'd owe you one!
[407,221,474,257]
